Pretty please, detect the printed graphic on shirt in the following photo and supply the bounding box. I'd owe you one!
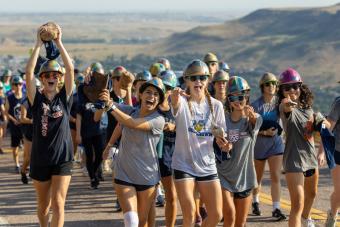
[303,116,314,142]
[13,103,21,120]
[41,102,63,137]
[188,110,212,137]
[228,128,250,143]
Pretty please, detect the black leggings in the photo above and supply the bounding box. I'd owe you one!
[83,134,105,180]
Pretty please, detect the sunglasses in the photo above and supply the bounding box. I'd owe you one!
[185,75,208,82]
[228,95,247,102]
[264,81,277,87]
[113,77,120,81]
[164,85,175,91]
[42,73,59,79]
[208,62,217,66]
[12,83,22,87]
[281,83,301,92]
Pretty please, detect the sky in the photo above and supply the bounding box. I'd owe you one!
[1,0,340,13]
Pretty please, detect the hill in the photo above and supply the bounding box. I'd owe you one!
[149,4,340,83]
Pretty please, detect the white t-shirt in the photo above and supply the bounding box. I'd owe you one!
[171,96,226,177]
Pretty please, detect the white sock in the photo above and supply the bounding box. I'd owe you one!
[253,194,259,203]
[273,201,280,210]
[124,211,138,227]
[157,186,164,196]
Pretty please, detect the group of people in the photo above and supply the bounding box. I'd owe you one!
[1,26,339,227]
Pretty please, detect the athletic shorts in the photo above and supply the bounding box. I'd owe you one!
[114,179,156,192]
[303,169,316,177]
[173,169,219,182]
[255,152,283,161]
[335,150,340,165]
[233,188,253,199]
[30,162,73,182]
[159,158,172,178]
[11,135,23,147]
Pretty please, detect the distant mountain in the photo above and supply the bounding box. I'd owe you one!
[148,3,340,83]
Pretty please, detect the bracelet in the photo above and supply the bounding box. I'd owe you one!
[105,102,117,113]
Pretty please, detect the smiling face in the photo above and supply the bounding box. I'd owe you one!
[185,75,208,97]
[228,93,248,111]
[207,62,218,75]
[281,83,301,102]
[262,81,277,96]
[140,86,160,111]
[11,82,23,93]
[40,72,61,92]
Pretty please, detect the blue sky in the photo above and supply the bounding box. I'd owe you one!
[1,0,339,12]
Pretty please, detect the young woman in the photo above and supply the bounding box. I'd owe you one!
[76,63,108,189]
[25,25,74,227]
[20,78,41,184]
[170,59,224,227]
[100,78,165,227]
[2,69,12,94]
[251,72,286,220]
[0,82,7,154]
[323,81,340,227]
[158,70,178,227]
[212,70,230,112]
[278,68,323,227]
[5,75,24,173]
[215,76,262,227]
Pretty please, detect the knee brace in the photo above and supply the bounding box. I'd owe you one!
[124,211,138,227]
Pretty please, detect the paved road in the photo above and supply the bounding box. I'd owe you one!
[0,142,338,227]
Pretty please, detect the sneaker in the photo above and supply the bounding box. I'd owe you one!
[302,217,315,227]
[114,200,122,212]
[21,172,28,184]
[82,167,88,176]
[195,215,202,226]
[155,194,165,207]
[325,210,337,227]
[272,208,287,221]
[199,207,208,220]
[15,166,20,174]
[90,179,99,189]
[252,202,262,216]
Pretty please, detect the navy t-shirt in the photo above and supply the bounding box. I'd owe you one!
[30,86,73,166]
[21,97,33,137]
[69,92,78,130]
[77,84,107,139]
[7,93,24,137]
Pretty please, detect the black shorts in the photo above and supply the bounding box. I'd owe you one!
[173,169,219,182]
[303,169,316,177]
[11,134,23,147]
[114,179,156,192]
[233,188,253,199]
[159,158,172,178]
[335,150,340,165]
[30,162,73,182]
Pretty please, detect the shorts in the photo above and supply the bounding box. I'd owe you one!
[303,169,316,177]
[255,152,283,161]
[30,162,73,182]
[159,158,172,178]
[11,135,23,147]
[233,188,253,199]
[173,169,219,182]
[114,179,156,192]
[335,150,340,165]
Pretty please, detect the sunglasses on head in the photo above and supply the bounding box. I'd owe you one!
[42,72,59,79]
[185,75,208,82]
[228,95,247,102]
[264,81,277,87]
[282,83,301,92]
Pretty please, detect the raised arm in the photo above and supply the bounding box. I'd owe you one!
[25,29,43,105]
[54,25,74,97]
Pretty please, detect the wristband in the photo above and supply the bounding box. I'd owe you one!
[106,102,117,114]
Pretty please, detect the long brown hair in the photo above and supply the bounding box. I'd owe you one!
[278,83,313,109]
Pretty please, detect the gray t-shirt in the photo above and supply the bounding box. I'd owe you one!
[280,106,318,172]
[251,96,284,159]
[328,97,340,152]
[171,96,226,177]
[217,114,262,193]
[114,105,165,185]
